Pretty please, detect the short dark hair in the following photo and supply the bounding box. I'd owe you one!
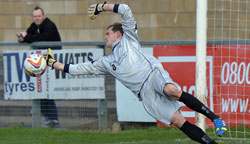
[33,6,45,15]
[107,23,123,35]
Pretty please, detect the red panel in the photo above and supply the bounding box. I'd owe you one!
[154,45,250,127]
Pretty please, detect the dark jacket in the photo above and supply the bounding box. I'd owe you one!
[24,17,62,49]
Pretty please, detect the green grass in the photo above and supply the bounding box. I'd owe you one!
[223,125,250,138]
[0,126,249,144]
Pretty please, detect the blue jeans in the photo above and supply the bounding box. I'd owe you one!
[40,99,58,120]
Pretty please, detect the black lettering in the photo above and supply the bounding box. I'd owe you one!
[5,83,8,93]
[75,53,80,64]
[8,83,14,95]
[28,83,35,91]
[5,82,35,95]
[54,53,66,79]
[65,53,69,64]
[15,83,19,92]
[88,52,93,61]
[69,53,74,64]
[72,87,80,91]
[20,83,27,91]
[81,53,87,62]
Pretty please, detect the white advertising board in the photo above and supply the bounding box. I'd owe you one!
[116,48,156,122]
[3,49,105,100]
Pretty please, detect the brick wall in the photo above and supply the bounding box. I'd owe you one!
[0,0,197,42]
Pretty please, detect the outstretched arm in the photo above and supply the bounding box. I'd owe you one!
[52,62,65,71]
[44,48,108,75]
[88,2,139,42]
[103,4,115,11]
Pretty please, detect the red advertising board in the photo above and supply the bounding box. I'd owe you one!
[36,50,43,93]
[154,45,250,127]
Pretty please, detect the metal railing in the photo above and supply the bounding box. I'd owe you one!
[0,40,249,48]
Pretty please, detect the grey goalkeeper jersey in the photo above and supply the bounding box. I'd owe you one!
[66,4,164,96]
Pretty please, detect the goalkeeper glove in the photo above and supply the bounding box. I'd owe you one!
[44,48,56,70]
[88,1,106,20]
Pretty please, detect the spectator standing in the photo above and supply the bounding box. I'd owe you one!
[17,6,61,127]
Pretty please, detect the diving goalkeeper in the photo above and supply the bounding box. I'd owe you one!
[45,2,227,144]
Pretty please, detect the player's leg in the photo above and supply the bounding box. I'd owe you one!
[164,84,219,120]
[164,83,227,136]
[171,110,217,144]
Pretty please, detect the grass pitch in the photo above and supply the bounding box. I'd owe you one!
[0,126,249,144]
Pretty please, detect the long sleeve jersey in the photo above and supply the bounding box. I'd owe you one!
[64,4,163,96]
